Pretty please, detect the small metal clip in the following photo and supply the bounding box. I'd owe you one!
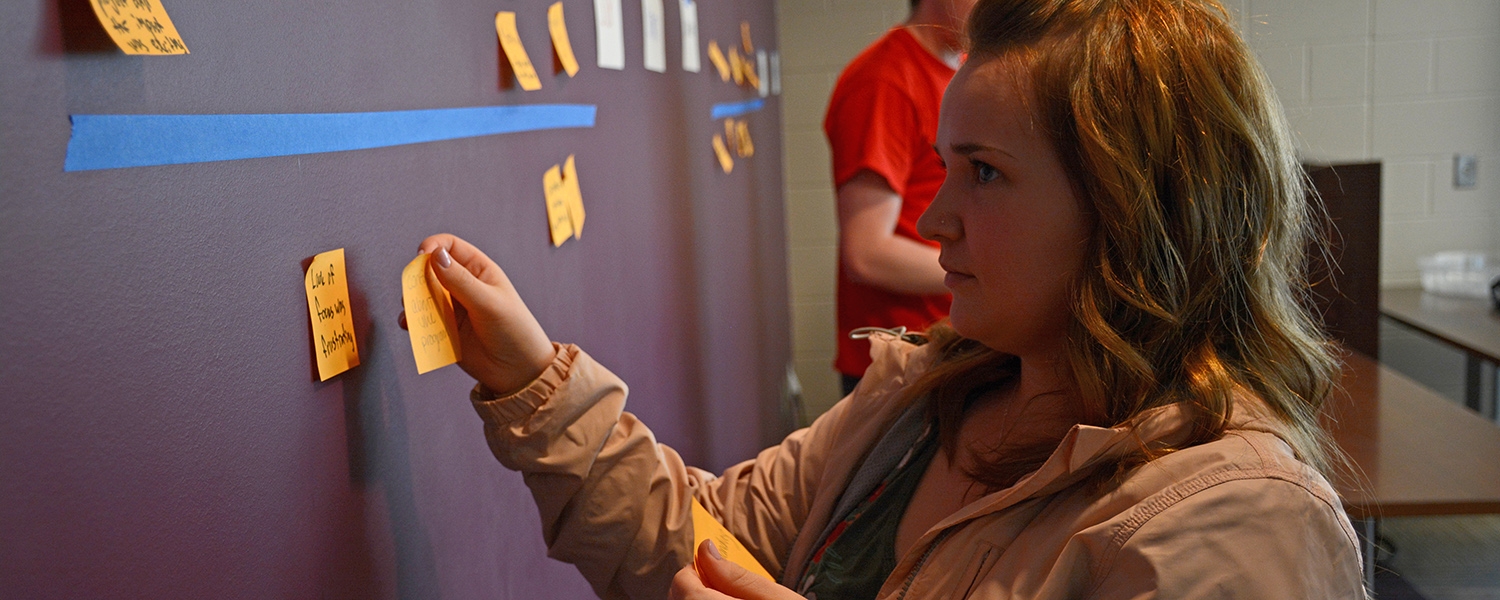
[848,326,927,345]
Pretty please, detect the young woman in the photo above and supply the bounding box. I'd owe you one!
[407,0,1365,597]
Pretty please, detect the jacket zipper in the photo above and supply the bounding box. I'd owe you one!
[895,529,953,600]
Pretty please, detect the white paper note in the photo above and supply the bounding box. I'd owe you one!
[680,0,700,73]
[756,49,769,97]
[771,51,781,95]
[642,0,666,73]
[594,0,625,70]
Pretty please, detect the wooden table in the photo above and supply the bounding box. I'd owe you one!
[1381,287,1500,416]
[1326,351,1500,518]
[1323,351,1500,587]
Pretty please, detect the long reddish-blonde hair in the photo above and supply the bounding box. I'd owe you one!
[912,0,1340,490]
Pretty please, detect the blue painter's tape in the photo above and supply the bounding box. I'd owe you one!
[710,98,764,120]
[64,104,598,171]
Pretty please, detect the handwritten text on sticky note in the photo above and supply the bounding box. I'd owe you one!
[548,2,581,77]
[497,12,543,91]
[402,254,462,374]
[90,0,188,55]
[305,248,359,381]
[543,164,573,246]
[691,498,773,581]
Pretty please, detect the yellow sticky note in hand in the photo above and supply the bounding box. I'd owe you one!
[691,498,773,582]
[402,254,462,374]
[89,0,189,55]
[735,120,754,158]
[707,41,730,82]
[562,155,586,238]
[305,248,359,381]
[712,134,734,174]
[496,12,542,91]
[543,164,574,246]
[548,2,580,77]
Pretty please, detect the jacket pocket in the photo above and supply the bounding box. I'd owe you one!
[956,542,1000,599]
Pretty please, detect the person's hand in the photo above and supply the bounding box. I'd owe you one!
[398,234,556,396]
[669,540,804,600]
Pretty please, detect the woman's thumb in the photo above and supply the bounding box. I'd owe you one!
[695,540,776,597]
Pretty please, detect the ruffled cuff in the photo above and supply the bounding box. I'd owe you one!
[469,342,578,426]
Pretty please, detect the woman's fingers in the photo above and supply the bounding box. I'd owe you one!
[689,540,803,600]
[406,233,556,395]
[669,565,733,600]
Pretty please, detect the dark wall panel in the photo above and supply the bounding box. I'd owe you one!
[1,0,788,596]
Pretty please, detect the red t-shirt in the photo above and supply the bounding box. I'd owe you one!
[824,27,954,377]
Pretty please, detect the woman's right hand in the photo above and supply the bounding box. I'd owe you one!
[400,234,556,396]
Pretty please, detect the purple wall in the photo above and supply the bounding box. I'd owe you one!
[0,0,789,596]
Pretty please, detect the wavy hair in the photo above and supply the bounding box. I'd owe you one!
[911,0,1341,490]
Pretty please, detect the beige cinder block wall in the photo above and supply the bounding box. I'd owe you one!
[778,0,1500,421]
[778,0,911,420]
[1235,0,1500,285]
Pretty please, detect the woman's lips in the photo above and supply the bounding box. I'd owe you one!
[944,271,975,288]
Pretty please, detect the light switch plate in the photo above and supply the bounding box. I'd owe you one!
[1455,154,1478,189]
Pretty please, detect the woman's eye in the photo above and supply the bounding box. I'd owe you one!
[973,161,999,183]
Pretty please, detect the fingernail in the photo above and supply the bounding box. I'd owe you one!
[435,247,452,268]
[705,539,723,561]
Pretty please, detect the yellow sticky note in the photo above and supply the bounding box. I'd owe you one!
[707,41,730,82]
[496,12,542,91]
[543,164,574,246]
[562,155,586,239]
[691,498,773,582]
[740,21,753,54]
[402,254,462,374]
[89,0,188,55]
[729,47,745,85]
[548,2,581,77]
[305,248,359,381]
[712,134,734,174]
[736,120,754,158]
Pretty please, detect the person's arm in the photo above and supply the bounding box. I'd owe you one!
[837,170,948,295]
[403,234,843,599]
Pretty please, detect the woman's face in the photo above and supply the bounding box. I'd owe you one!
[917,57,1091,358]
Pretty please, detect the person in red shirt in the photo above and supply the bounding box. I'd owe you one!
[825,0,977,395]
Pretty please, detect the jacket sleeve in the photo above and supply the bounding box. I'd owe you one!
[470,343,852,599]
[1087,478,1367,599]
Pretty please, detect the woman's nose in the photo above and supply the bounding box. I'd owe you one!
[916,189,959,243]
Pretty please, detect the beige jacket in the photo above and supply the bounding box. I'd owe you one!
[472,333,1366,599]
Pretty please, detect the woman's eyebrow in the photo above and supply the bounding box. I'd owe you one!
[948,142,1017,161]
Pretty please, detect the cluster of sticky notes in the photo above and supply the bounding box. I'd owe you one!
[711,119,753,174]
[543,155,587,246]
[691,498,773,581]
[706,22,762,90]
[89,0,188,55]
[498,3,581,90]
[305,248,360,381]
[402,254,463,374]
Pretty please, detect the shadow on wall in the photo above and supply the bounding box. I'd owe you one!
[338,289,442,598]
